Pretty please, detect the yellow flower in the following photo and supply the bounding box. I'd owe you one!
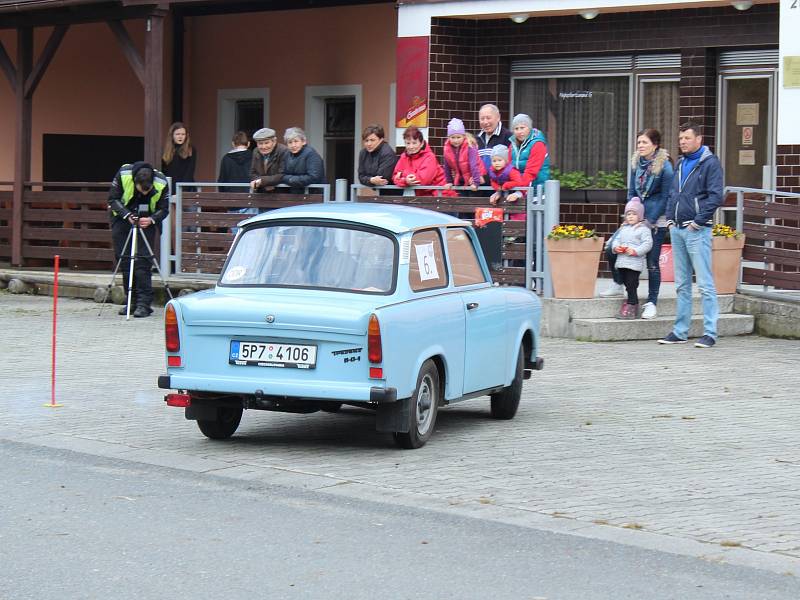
[547,224,598,240]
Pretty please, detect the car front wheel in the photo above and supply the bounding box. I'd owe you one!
[490,345,523,420]
[197,406,243,439]
[393,359,440,449]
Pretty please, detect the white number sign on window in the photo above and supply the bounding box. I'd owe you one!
[414,242,439,281]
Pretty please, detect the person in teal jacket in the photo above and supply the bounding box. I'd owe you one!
[508,113,550,193]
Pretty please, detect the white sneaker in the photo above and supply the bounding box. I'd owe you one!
[641,302,657,319]
[599,283,625,297]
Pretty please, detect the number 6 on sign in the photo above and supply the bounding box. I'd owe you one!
[415,241,439,281]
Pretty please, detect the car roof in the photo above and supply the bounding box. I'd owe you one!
[241,202,469,234]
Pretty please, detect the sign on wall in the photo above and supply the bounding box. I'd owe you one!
[396,36,430,128]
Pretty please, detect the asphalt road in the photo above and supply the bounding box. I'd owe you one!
[2,440,798,600]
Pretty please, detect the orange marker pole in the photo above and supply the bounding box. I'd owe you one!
[47,255,63,408]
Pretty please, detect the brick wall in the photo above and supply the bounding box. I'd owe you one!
[429,4,778,150]
[427,4,778,260]
[777,145,800,194]
[679,48,718,151]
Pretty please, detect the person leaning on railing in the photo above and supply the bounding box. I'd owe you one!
[249,127,289,196]
[391,126,455,198]
[281,127,326,194]
[357,124,398,196]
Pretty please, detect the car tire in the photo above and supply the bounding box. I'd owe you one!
[320,402,343,413]
[490,345,523,420]
[196,406,243,439]
[393,359,440,449]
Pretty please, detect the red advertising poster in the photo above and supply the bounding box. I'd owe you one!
[396,36,430,128]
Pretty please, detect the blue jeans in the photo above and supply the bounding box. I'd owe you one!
[645,227,666,305]
[670,225,718,339]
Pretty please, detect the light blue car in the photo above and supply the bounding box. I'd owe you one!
[159,203,543,449]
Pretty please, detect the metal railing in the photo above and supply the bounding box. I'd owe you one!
[157,179,561,294]
[163,181,331,277]
[349,182,560,295]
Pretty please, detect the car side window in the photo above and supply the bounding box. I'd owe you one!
[409,229,448,292]
[446,228,487,287]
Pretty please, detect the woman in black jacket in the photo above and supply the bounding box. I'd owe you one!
[281,127,325,193]
[357,124,398,192]
[161,121,196,192]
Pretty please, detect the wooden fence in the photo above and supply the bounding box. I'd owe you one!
[740,193,800,289]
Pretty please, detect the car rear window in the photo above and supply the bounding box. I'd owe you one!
[219,223,396,293]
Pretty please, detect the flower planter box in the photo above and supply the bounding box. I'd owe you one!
[545,236,605,298]
[712,235,745,294]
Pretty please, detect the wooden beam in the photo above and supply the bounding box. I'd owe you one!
[107,20,144,86]
[0,38,16,91]
[12,27,33,266]
[0,5,155,30]
[171,11,184,122]
[24,24,68,98]
[143,13,164,167]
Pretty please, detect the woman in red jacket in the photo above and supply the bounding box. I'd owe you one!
[392,127,454,197]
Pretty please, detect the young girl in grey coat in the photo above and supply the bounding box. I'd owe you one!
[610,197,653,319]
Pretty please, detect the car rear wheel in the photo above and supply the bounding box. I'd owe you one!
[197,406,243,439]
[490,345,523,420]
[394,359,439,449]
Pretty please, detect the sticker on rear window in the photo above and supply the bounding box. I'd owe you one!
[225,265,247,281]
[415,242,439,281]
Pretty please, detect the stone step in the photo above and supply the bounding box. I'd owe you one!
[571,313,754,342]
[544,294,735,320]
[541,294,737,337]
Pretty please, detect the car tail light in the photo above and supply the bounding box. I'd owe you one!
[367,313,382,364]
[165,304,180,352]
[369,367,384,379]
[165,393,191,407]
[167,355,182,367]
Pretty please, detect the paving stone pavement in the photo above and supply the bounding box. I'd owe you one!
[2,291,800,573]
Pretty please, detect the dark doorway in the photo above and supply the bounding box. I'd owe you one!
[235,98,264,144]
[43,134,144,183]
[324,97,355,186]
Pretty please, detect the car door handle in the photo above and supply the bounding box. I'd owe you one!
[466,302,479,310]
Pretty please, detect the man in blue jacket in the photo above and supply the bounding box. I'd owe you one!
[658,121,723,348]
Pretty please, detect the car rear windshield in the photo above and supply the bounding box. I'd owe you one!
[219,223,396,293]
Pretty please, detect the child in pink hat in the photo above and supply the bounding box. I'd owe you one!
[442,118,484,193]
[610,197,653,319]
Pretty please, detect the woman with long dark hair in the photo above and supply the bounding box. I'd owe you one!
[162,122,196,191]
[601,128,674,319]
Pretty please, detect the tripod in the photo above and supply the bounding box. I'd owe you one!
[98,218,174,319]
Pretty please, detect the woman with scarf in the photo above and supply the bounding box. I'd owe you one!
[600,129,674,320]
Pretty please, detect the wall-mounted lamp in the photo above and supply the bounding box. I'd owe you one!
[730,0,753,9]
[579,10,600,20]
[510,13,530,24]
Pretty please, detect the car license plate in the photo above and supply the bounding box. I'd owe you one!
[229,341,317,369]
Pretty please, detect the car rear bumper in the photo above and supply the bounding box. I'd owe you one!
[158,374,397,404]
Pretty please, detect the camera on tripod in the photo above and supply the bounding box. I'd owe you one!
[130,203,150,222]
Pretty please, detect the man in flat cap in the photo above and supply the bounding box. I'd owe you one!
[250,127,289,193]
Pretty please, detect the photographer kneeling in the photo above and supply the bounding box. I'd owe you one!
[108,162,170,318]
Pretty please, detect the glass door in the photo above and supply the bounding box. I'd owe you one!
[719,74,775,190]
